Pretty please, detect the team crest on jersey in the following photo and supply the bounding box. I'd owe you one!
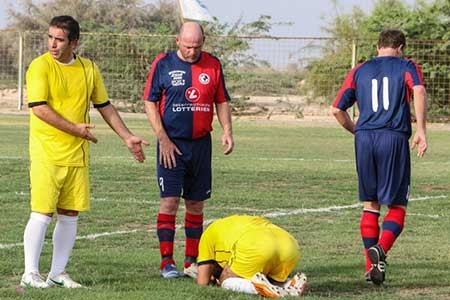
[198,73,210,85]
[185,87,201,102]
[168,70,186,86]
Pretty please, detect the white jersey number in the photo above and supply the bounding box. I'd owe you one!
[371,77,389,112]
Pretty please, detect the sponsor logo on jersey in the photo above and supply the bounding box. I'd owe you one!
[185,87,201,103]
[169,70,186,86]
[172,103,211,112]
[198,73,210,85]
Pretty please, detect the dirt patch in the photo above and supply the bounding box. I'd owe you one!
[2,89,448,129]
[0,88,27,112]
[0,89,333,121]
[242,95,329,117]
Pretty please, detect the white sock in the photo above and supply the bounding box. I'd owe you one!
[221,277,258,294]
[49,214,78,278]
[23,212,52,274]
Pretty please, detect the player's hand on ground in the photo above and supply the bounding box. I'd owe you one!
[159,137,182,169]
[75,123,98,143]
[411,131,427,157]
[125,135,149,163]
[222,133,234,155]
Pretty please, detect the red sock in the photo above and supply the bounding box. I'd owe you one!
[157,213,176,269]
[379,206,405,254]
[184,212,203,268]
[360,210,380,272]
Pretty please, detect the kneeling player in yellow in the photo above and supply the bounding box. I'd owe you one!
[196,215,307,298]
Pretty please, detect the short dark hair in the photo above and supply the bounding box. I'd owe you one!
[49,15,80,41]
[378,29,406,49]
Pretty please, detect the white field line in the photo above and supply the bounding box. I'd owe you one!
[262,195,448,218]
[92,197,159,205]
[4,155,450,165]
[0,156,28,160]
[0,195,446,250]
[407,213,440,219]
[0,156,354,163]
[94,198,273,212]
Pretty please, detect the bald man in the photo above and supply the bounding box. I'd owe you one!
[143,22,234,279]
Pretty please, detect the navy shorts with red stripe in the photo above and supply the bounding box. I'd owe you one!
[156,133,212,201]
[355,129,410,206]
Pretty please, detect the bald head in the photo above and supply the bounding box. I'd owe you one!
[176,22,205,63]
[179,22,204,41]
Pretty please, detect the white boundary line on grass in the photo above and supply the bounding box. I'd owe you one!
[0,195,446,250]
[0,156,355,163]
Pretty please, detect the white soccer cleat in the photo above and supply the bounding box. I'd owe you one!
[183,262,198,279]
[284,272,307,296]
[46,272,83,288]
[20,271,50,288]
[251,272,288,298]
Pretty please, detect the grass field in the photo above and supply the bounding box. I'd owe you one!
[0,113,449,300]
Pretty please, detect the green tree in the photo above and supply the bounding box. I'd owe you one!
[7,0,181,111]
[304,0,450,119]
[7,0,274,111]
[7,0,180,33]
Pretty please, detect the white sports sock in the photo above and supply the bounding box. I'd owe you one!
[23,212,52,274]
[49,214,78,278]
[221,277,258,294]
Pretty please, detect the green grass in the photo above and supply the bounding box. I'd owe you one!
[0,113,449,300]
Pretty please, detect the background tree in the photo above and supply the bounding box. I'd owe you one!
[303,0,450,119]
[5,0,274,111]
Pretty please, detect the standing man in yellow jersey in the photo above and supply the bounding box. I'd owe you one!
[196,215,307,298]
[20,15,148,289]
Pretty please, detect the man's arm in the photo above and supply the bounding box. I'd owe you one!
[215,101,234,155]
[144,100,181,168]
[97,104,148,163]
[197,263,215,286]
[32,104,98,143]
[411,85,427,157]
[331,106,355,134]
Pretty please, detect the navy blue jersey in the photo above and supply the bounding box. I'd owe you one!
[333,56,424,137]
[143,51,230,140]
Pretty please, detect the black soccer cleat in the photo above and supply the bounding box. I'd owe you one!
[368,244,387,285]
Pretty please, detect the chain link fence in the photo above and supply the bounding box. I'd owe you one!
[0,30,448,120]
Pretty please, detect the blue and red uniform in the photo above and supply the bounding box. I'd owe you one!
[143,51,230,200]
[144,50,230,272]
[143,51,230,140]
[333,56,424,137]
[333,56,424,206]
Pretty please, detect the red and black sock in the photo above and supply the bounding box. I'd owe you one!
[184,212,203,268]
[379,206,405,254]
[360,210,380,272]
[157,213,176,270]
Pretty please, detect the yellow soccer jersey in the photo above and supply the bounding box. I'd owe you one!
[198,215,268,267]
[27,52,109,166]
[198,215,300,281]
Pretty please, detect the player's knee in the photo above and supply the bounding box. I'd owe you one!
[56,208,79,216]
[160,197,181,214]
[185,200,204,215]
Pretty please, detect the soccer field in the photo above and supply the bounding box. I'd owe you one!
[0,113,449,300]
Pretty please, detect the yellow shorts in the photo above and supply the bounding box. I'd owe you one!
[30,161,90,213]
[229,225,300,282]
